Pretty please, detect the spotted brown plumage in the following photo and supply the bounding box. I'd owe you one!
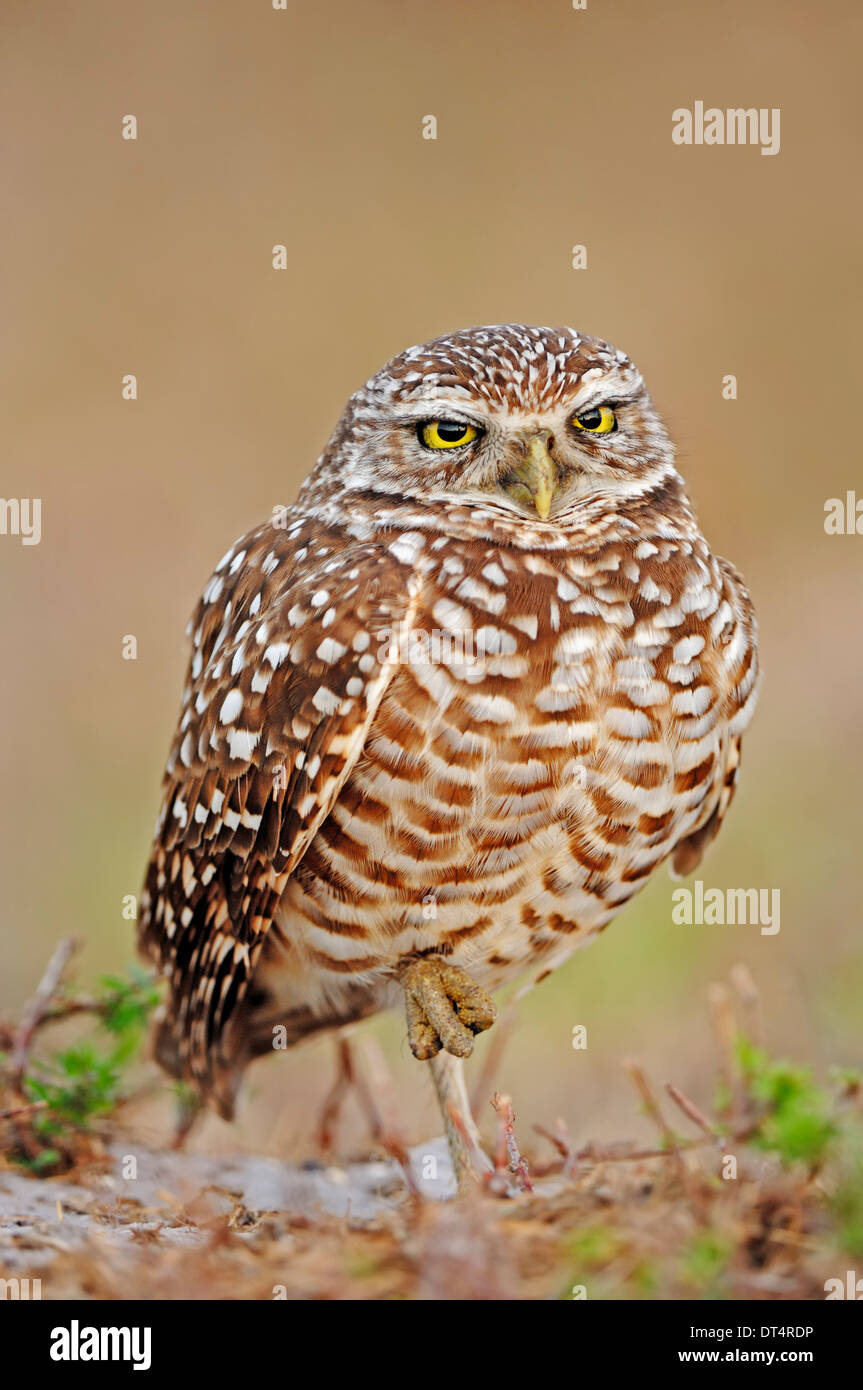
[139,324,759,1118]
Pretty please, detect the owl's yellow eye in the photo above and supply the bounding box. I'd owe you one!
[571,404,616,435]
[419,420,479,450]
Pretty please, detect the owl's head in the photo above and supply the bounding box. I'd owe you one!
[313,325,685,538]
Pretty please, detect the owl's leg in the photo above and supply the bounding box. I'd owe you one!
[315,1036,359,1153]
[428,1051,493,1190]
[401,958,497,1061]
[316,1035,412,1173]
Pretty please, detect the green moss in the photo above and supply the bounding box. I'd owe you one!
[563,1221,621,1272]
[683,1230,732,1294]
[738,1038,836,1166]
[832,1130,863,1258]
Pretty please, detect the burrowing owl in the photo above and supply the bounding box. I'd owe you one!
[139,324,759,1128]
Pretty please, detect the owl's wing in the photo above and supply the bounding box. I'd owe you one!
[670,556,759,877]
[139,516,421,1107]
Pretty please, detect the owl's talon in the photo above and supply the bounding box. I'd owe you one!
[402,958,497,1061]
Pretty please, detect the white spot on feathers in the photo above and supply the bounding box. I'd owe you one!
[389,532,425,565]
[219,688,244,724]
[264,642,290,669]
[317,636,347,663]
[226,726,261,761]
[312,686,340,715]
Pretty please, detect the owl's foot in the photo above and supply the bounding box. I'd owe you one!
[401,958,497,1061]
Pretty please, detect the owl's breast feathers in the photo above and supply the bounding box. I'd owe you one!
[139,513,758,1111]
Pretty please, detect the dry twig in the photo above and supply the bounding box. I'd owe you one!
[9,936,80,1087]
[491,1092,533,1192]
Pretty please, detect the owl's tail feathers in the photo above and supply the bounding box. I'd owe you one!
[148,988,382,1123]
[148,1005,242,1122]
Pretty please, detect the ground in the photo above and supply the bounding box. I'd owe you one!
[1,945,860,1301]
[0,1124,855,1301]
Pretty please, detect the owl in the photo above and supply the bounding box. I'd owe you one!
[139,324,759,1152]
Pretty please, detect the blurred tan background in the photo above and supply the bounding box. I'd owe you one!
[1,0,861,1157]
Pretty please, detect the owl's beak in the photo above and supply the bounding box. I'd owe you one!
[502,436,557,520]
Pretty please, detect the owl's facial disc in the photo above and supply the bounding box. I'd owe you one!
[406,401,639,521]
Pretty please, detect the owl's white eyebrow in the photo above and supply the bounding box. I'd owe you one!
[570,383,640,414]
[391,406,486,428]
